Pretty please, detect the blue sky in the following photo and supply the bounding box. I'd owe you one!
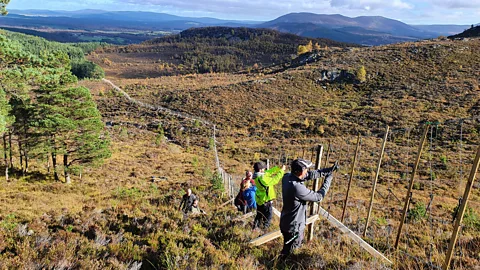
[8,0,480,24]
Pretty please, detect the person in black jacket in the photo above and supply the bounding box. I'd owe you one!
[179,188,197,214]
[280,158,338,257]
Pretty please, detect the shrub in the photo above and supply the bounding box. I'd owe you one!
[407,202,427,222]
[297,45,308,55]
[452,206,480,232]
[463,207,480,231]
[113,187,144,200]
[210,172,224,192]
[439,154,448,166]
[71,60,105,79]
[0,214,17,232]
[356,65,367,82]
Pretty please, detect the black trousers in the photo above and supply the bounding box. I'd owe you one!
[280,227,304,256]
[253,201,272,229]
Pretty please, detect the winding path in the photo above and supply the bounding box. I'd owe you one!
[102,78,212,126]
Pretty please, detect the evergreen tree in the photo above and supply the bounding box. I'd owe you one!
[1,0,9,16]
[0,89,12,180]
[9,96,37,174]
[57,86,111,183]
[35,83,110,183]
[1,31,111,182]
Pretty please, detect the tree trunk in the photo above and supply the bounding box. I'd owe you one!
[3,133,8,181]
[18,140,23,175]
[8,131,12,170]
[24,148,28,173]
[52,152,59,181]
[23,121,29,173]
[47,155,50,173]
[64,154,71,184]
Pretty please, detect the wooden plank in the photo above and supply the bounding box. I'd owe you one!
[250,208,392,265]
[443,145,480,270]
[220,198,234,207]
[364,126,389,237]
[249,215,320,246]
[317,207,393,264]
[308,144,323,241]
[250,230,282,246]
[272,207,281,218]
[232,212,255,221]
[394,125,429,250]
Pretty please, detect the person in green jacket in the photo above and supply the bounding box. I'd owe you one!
[252,161,286,230]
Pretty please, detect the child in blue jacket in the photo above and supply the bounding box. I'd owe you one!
[242,181,257,213]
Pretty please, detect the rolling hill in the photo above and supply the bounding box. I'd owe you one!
[0,9,473,46]
[260,13,438,45]
[94,27,355,78]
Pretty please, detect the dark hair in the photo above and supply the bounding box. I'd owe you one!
[253,161,266,172]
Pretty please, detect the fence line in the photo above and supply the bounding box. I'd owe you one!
[103,78,237,200]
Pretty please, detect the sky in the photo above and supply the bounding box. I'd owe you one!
[7,0,480,25]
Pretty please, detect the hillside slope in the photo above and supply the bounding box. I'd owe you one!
[1,31,479,270]
[449,26,480,38]
[94,27,355,78]
[88,36,480,269]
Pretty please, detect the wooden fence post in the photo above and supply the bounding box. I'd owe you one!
[363,126,389,237]
[307,144,323,241]
[394,124,429,250]
[342,134,361,222]
[229,175,232,198]
[443,145,480,270]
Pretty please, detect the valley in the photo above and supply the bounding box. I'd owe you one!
[0,15,479,270]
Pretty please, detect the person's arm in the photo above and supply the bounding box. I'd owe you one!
[295,183,324,202]
[296,174,333,202]
[304,169,330,181]
[317,173,333,199]
[263,166,285,186]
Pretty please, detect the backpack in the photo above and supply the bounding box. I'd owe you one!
[234,190,247,212]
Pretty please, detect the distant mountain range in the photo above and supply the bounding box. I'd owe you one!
[1,9,476,46]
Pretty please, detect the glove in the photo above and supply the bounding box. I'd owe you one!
[329,161,339,173]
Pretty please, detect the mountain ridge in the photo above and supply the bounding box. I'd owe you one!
[2,9,474,46]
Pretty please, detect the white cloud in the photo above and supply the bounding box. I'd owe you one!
[329,0,413,10]
[115,0,335,20]
[428,0,480,9]
[8,0,480,24]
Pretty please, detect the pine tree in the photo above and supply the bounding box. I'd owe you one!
[0,0,9,16]
[0,89,12,180]
[58,86,111,183]
[1,30,110,182]
[9,96,37,174]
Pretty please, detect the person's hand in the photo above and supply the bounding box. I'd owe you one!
[281,165,286,171]
[331,161,340,172]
